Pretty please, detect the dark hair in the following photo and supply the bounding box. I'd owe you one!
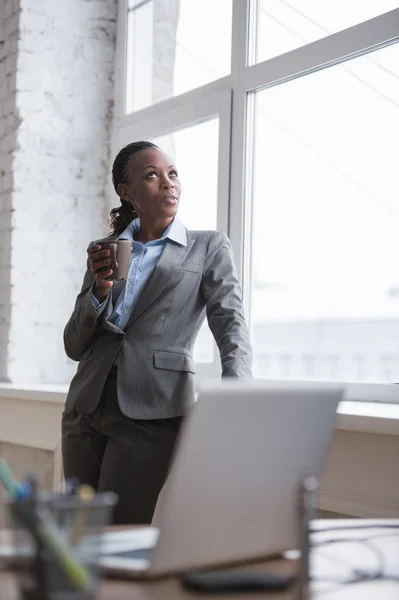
[109,141,159,235]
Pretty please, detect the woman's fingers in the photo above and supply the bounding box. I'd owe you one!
[88,245,112,278]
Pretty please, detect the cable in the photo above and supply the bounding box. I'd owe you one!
[309,527,399,592]
[355,537,386,579]
[311,530,399,548]
[310,523,399,534]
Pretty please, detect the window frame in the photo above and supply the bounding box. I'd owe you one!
[113,1,399,401]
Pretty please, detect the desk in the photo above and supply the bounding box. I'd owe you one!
[1,520,398,599]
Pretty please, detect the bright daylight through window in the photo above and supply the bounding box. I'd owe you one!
[115,0,399,394]
[126,0,232,112]
[153,119,219,364]
[250,43,399,383]
[252,0,398,63]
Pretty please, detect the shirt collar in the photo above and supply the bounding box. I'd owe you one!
[165,216,187,246]
[118,216,187,247]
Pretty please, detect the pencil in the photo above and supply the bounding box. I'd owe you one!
[0,459,93,592]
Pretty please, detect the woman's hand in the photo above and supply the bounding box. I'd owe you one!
[88,244,114,301]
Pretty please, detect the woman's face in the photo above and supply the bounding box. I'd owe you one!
[118,147,181,220]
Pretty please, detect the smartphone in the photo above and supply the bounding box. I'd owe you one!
[181,569,297,592]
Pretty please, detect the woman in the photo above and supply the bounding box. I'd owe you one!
[62,141,252,524]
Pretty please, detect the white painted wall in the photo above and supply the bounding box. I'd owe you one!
[0,0,117,384]
[1,386,398,524]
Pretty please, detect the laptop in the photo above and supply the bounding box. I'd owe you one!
[97,379,342,578]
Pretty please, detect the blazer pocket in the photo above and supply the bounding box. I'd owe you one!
[154,350,195,374]
[179,264,202,274]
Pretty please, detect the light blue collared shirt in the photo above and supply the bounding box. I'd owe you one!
[92,217,186,329]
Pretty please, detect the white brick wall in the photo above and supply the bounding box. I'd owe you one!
[0,0,117,384]
[0,0,19,382]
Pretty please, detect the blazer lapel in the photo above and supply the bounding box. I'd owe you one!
[126,236,195,328]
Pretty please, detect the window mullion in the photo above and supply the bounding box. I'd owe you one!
[229,0,252,311]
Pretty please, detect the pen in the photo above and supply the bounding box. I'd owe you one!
[65,476,80,496]
[0,459,94,592]
[32,506,94,591]
[70,484,95,545]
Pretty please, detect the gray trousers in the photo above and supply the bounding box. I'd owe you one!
[61,370,182,524]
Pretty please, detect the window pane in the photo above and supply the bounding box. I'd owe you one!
[252,0,398,64]
[152,119,219,362]
[250,43,399,383]
[126,0,232,113]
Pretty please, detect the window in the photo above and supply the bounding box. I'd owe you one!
[115,1,399,399]
[125,0,233,113]
[380,355,396,381]
[153,119,220,363]
[327,355,340,380]
[152,119,219,231]
[279,354,292,377]
[251,0,398,64]
[249,43,399,383]
[254,354,269,377]
[353,354,367,382]
[302,355,315,378]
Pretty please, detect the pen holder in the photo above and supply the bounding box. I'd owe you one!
[8,490,118,600]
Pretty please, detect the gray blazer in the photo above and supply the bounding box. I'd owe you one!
[64,229,252,419]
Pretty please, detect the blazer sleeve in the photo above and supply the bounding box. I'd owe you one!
[201,231,253,379]
[63,260,112,362]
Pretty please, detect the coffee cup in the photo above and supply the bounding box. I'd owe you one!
[91,238,132,281]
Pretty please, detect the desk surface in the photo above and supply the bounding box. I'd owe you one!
[1,520,398,599]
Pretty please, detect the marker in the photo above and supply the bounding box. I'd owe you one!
[0,459,93,592]
[0,459,19,497]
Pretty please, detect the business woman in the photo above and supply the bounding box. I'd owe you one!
[62,141,252,524]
